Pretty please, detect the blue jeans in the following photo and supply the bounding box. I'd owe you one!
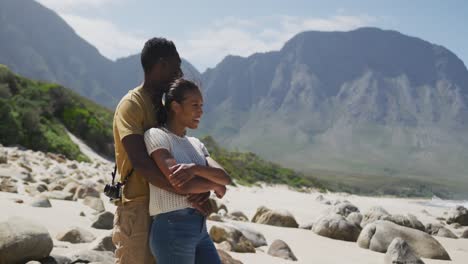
[149,208,221,264]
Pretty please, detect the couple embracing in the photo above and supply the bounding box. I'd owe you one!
[112,37,231,264]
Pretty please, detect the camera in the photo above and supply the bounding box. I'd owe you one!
[104,182,122,200]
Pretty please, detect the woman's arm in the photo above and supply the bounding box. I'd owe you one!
[150,148,220,194]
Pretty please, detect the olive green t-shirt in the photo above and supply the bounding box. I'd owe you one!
[113,85,157,202]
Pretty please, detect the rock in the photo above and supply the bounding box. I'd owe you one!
[89,233,115,252]
[73,185,101,200]
[251,206,299,228]
[227,210,249,222]
[384,237,425,264]
[299,222,314,230]
[12,198,24,203]
[450,222,462,229]
[461,229,468,238]
[346,212,363,226]
[209,198,228,215]
[217,241,232,251]
[436,227,458,239]
[44,190,75,201]
[37,255,72,264]
[217,249,243,264]
[210,224,255,253]
[312,213,362,242]
[48,182,65,191]
[361,206,390,227]
[235,225,267,247]
[267,239,297,261]
[446,206,468,226]
[29,196,52,208]
[63,182,80,194]
[357,220,450,260]
[0,177,18,193]
[80,211,86,217]
[83,197,105,212]
[66,249,114,264]
[208,213,224,222]
[0,217,53,264]
[315,194,325,201]
[0,150,7,164]
[425,223,444,235]
[46,152,67,163]
[386,214,425,232]
[332,201,360,217]
[56,226,96,243]
[91,211,114,230]
[361,207,424,231]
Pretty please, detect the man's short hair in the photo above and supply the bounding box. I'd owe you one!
[141,37,179,74]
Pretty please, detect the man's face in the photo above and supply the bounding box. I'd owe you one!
[159,55,182,84]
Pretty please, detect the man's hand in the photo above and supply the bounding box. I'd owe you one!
[213,185,226,199]
[187,192,210,205]
[169,163,196,187]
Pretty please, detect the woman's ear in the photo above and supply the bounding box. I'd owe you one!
[170,101,182,114]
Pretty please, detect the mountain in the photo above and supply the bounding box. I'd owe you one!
[0,64,114,161]
[0,0,200,108]
[197,28,468,198]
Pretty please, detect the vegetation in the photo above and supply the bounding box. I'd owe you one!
[201,136,324,190]
[0,65,113,161]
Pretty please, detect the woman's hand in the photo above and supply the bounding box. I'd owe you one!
[169,163,197,187]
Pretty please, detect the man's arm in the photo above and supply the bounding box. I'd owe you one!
[122,134,182,193]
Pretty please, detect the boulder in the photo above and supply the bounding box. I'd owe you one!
[361,206,391,227]
[217,249,243,264]
[251,206,298,228]
[56,226,96,243]
[0,176,18,193]
[29,196,52,208]
[357,220,450,260]
[425,223,444,235]
[332,201,360,217]
[73,185,101,200]
[384,237,425,264]
[461,229,468,238]
[446,206,468,226]
[436,227,458,239]
[63,182,80,194]
[89,232,115,252]
[83,197,105,212]
[44,190,75,201]
[346,212,363,226]
[0,150,7,163]
[66,250,114,264]
[235,225,267,247]
[312,213,362,242]
[0,217,53,264]
[267,239,297,261]
[91,211,114,230]
[299,223,314,230]
[208,213,224,222]
[227,211,249,222]
[210,224,255,253]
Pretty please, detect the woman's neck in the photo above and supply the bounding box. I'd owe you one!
[165,119,186,137]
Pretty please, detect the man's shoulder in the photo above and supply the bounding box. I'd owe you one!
[115,86,145,111]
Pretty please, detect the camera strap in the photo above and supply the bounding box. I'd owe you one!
[111,164,134,185]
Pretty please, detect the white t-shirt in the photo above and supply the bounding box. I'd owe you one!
[144,127,210,216]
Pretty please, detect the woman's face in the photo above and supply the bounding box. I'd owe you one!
[173,89,204,129]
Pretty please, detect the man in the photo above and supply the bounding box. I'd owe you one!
[112,38,211,264]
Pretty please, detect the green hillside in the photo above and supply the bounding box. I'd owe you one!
[0,65,113,161]
[201,136,324,190]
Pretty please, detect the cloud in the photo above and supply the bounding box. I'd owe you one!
[61,14,146,60]
[178,15,376,71]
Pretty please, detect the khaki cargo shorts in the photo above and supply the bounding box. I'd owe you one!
[112,200,156,264]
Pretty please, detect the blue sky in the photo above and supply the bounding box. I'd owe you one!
[36,0,468,72]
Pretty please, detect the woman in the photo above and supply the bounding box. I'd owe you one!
[143,78,231,264]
